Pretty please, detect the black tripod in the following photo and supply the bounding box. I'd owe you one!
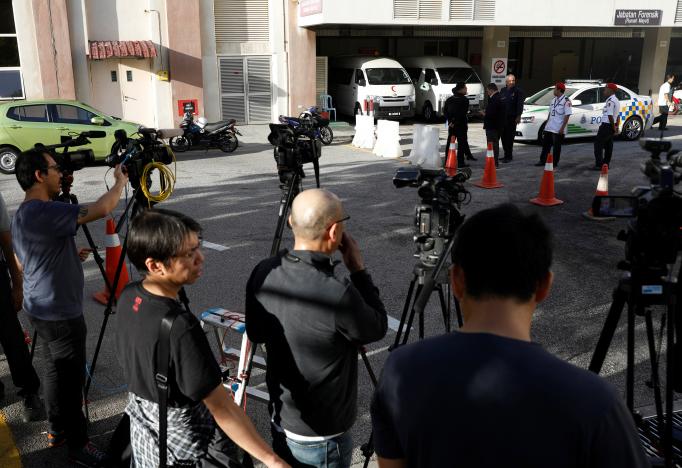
[589,263,679,467]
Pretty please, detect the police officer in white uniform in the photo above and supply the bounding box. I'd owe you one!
[593,82,620,169]
[653,74,676,131]
[535,82,572,167]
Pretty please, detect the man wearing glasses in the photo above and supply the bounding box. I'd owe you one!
[12,148,127,467]
[246,188,388,468]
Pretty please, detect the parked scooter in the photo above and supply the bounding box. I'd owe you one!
[278,106,333,145]
[170,112,242,153]
[671,86,681,115]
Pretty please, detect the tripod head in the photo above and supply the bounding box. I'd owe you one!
[268,123,321,189]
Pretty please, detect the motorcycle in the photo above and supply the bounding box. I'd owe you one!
[671,86,681,115]
[278,106,333,145]
[169,112,241,153]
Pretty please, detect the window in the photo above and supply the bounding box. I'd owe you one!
[355,69,365,85]
[615,89,631,101]
[111,71,117,82]
[437,67,481,84]
[126,70,133,82]
[365,68,412,85]
[51,105,97,125]
[405,67,422,82]
[0,1,21,99]
[574,88,599,106]
[7,105,48,122]
[424,69,437,85]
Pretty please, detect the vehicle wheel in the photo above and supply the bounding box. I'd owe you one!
[423,102,434,122]
[621,116,643,141]
[537,123,546,145]
[0,146,19,174]
[169,135,190,152]
[320,126,334,145]
[220,135,238,153]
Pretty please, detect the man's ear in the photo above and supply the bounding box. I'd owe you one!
[144,258,165,277]
[328,221,342,244]
[34,169,46,184]
[535,271,554,303]
[450,265,466,300]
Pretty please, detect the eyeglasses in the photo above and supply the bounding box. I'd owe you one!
[326,214,350,230]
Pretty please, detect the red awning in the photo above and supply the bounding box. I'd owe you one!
[88,40,157,60]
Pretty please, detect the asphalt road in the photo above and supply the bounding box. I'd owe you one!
[1,115,681,467]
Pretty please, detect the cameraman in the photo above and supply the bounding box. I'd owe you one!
[370,204,648,468]
[116,209,288,468]
[246,189,388,468]
[12,149,128,467]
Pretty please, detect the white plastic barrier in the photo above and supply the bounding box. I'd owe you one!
[352,115,376,149]
[406,125,440,169]
[373,120,402,159]
[407,124,425,161]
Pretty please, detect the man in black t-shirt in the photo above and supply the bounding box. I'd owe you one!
[370,204,649,468]
[116,209,288,468]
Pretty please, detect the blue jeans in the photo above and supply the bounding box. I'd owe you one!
[272,427,353,468]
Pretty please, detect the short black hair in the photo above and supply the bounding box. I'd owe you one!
[127,208,202,274]
[452,82,466,93]
[451,204,553,302]
[486,83,498,92]
[15,148,50,191]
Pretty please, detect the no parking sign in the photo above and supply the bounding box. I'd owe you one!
[491,58,507,87]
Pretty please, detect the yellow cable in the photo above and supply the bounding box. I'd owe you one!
[140,144,177,203]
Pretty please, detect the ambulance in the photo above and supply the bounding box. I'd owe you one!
[515,80,654,142]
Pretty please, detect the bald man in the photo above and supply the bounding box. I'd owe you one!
[246,189,388,468]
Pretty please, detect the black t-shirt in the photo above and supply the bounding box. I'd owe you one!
[371,332,649,468]
[115,282,221,407]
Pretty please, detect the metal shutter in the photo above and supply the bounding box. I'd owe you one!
[676,0,682,23]
[394,0,418,19]
[419,0,442,19]
[214,0,269,43]
[474,0,495,20]
[246,57,272,123]
[450,0,474,20]
[316,56,328,100]
[219,58,246,123]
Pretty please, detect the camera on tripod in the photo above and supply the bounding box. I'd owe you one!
[105,127,173,189]
[267,123,321,184]
[34,130,103,172]
[393,167,471,267]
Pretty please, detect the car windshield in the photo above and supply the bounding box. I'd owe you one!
[365,68,412,85]
[525,87,579,106]
[438,67,482,84]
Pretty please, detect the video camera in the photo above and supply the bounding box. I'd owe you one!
[394,167,471,267]
[592,138,682,269]
[34,130,103,172]
[105,126,174,189]
[267,123,321,186]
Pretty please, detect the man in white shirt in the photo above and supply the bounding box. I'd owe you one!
[593,83,620,169]
[653,74,675,131]
[535,82,572,168]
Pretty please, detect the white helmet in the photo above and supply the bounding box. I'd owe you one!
[197,117,208,128]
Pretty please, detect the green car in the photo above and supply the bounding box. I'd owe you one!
[0,99,141,174]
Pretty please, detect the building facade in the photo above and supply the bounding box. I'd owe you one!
[2,0,681,126]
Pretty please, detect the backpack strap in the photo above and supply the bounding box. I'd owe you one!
[156,310,178,468]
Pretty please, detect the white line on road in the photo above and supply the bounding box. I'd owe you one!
[202,241,230,252]
[387,315,404,332]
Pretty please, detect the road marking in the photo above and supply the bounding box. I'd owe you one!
[202,241,230,252]
[0,411,21,468]
[387,315,403,332]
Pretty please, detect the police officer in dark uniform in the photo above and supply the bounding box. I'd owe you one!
[443,82,476,167]
[499,74,525,163]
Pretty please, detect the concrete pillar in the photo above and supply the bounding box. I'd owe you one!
[286,0,316,115]
[638,27,671,107]
[167,0,204,126]
[481,26,509,87]
[199,0,220,122]
[65,0,92,104]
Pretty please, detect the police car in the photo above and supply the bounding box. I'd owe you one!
[516,80,654,143]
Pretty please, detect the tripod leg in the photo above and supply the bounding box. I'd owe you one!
[79,224,112,293]
[30,330,37,361]
[270,173,299,257]
[358,347,378,467]
[644,309,664,437]
[401,285,423,346]
[665,299,675,467]
[392,276,417,349]
[626,302,635,412]
[588,285,627,374]
[453,297,463,328]
[436,285,450,333]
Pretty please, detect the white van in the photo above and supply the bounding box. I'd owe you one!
[400,56,485,121]
[328,57,415,119]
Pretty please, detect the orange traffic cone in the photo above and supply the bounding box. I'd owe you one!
[474,142,503,189]
[583,164,613,220]
[445,136,458,176]
[530,153,563,206]
[93,218,129,305]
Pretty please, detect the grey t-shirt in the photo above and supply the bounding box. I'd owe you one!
[11,199,83,320]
